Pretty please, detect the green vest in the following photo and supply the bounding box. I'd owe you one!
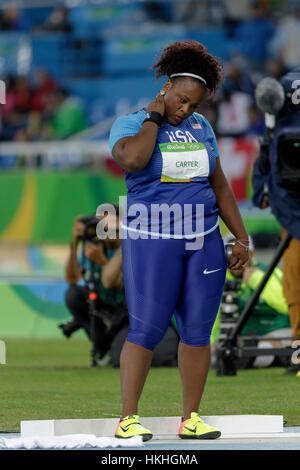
[211,263,290,343]
[79,243,125,307]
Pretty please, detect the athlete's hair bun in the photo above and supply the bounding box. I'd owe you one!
[151,40,223,94]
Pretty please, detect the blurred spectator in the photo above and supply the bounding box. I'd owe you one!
[0,127,29,169]
[173,0,227,26]
[264,57,288,80]
[1,75,16,118]
[173,1,211,26]
[232,1,275,72]
[0,3,31,31]
[13,127,29,142]
[216,88,252,137]
[14,76,33,114]
[201,100,219,131]
[0,72,89,142]
[0,74,29,140]
[31,69,57,113]
[269,5,300,71]
[143,1,171,23]
[40,6,72,33]
[246,105,265,137]
[0,1,297,147]
[223,58,256,96]
[43,88,88,139]
[0,111,23,141]
[223,0,252,21]
[26,70,58,140]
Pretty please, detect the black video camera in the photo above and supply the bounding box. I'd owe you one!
[253,68,300,240]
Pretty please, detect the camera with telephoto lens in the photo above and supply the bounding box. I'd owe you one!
[78,215,100,243]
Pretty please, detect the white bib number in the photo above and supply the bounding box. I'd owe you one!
[159,142,209,182]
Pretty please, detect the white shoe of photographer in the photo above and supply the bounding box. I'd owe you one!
[94,351,111,367]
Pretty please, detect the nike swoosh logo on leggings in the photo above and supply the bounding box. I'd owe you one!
[203,268,223,275]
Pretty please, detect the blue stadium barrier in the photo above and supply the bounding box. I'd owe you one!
[189,29,231,61]
[68,3,145,38]
[31,33,67,79]
[31,33,102,79]
[25,7,53,28]
[0,28,231,80]
[0,33,29,75]
[101,29,230,74]
[101,32,184,75]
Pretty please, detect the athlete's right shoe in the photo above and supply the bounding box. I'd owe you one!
[115,415,153,441]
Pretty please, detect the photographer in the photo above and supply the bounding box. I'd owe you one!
[60,208,128,366]
[211,233,290,368]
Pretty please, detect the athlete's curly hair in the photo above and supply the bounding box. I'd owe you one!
[151,40,224,94]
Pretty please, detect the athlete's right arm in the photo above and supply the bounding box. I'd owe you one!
[111,93,165,173]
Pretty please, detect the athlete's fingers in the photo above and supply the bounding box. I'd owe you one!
[228,255,239,269]
[230,259,243,270]
[228,260,244,278]
[229,256,248,274]
[228,244,249,271]
[147,93,166,115]
[229,257,243,270]
[155,93,165,101]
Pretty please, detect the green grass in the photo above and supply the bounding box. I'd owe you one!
[1,338,300,431]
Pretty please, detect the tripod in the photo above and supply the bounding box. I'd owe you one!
[215,231,295,376]
[88,261,113,366]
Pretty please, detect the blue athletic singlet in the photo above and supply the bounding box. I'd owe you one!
[109,109,227,350]
[109,109,220,238]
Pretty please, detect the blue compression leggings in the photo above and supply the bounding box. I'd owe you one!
[121,227,227,350]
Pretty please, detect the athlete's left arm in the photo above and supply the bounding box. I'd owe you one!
[209,158,249,274]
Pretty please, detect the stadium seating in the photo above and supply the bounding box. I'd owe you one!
[0,3,232,123]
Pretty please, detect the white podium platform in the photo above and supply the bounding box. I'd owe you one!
[21,415,285,439]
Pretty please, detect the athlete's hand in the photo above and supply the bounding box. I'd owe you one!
[146,81,171,116]
[228,243,249,276]
[146,92,166,116]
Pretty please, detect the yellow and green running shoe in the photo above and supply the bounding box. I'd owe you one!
[178,412,221,439]
[115,415,153,442]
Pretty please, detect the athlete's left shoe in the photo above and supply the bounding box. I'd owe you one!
[178,412,221,439]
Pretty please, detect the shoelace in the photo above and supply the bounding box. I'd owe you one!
[121,416,142,430]
[189,415,212,430]
[128,421,142,430]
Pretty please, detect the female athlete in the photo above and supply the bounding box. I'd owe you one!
[109,40,249,441]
